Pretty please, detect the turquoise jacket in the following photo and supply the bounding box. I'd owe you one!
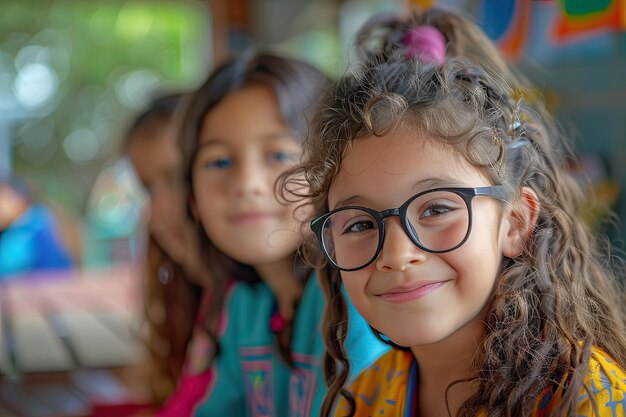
[158,272,388,417]
[194,273,387,416]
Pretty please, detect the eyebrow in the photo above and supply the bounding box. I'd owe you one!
[332,175,467,210]
[411,176,467,190]
[197,131,295,150]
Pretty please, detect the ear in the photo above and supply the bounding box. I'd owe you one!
[502,186,540,258]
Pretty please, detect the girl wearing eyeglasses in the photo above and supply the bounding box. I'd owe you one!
[154,52,386,417]
[283,8,626,417]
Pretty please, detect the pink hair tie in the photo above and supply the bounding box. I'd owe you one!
[402,25,446,64]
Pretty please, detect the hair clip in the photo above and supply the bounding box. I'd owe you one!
[402,25,446,64]
[507,137,530,150]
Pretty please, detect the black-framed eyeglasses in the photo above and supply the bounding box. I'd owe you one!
[310,186,511,271]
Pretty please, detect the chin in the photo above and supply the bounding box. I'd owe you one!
[373,323,452,348]
[389,334,445,348]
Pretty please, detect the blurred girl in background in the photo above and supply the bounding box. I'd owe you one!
[156,51,385,417]
[124,94,209,405]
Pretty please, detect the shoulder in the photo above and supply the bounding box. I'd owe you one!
[295,272,325,323]
[533,346,626,416]
[303,270,323,295]
[218,280,275,341]
[4,205,48,233]
[588,346,626,387]
[577,346,626,415]
[586,348,626,404]
[22,205,56,228]
[227,280,272,309]
[335,349,413,417]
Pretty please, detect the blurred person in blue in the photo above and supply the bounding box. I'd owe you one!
[0,177,74,279]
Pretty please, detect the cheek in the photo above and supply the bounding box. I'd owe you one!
[192,188,222,233]
[149,189,174,218]
[199,199,220,223]
[267,205,303,251]
[448,218,504,292]
[192,171,222,206]
[468,204,505,250]
[149,194,167,219]
[162,186,186,216]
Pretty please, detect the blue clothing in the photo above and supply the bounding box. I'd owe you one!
[0,205,73,279]
[160,273,387,417]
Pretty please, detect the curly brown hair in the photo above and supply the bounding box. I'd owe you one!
[282,8,626,417]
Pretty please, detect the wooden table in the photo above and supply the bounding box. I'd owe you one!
[0,266,151,417]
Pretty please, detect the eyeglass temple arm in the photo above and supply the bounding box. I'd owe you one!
[474,185,511,202]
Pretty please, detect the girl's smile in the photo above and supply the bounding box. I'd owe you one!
[376,279,452,303]
[230,211,282,226]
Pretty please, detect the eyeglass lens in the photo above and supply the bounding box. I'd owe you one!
[321,190,470,270]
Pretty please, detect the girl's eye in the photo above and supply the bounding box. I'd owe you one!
[204,157,232,170]
[269,150,298,164]
[420,203,455,219]
[342,219,376,234]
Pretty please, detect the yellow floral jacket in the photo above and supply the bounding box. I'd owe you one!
[335,346,626,416]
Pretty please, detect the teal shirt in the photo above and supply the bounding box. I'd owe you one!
[193,273,388,417]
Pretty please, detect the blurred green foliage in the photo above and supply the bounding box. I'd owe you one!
[0,0,211,216]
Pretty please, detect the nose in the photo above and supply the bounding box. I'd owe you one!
[231,157,270,197]
[375,217,427,272]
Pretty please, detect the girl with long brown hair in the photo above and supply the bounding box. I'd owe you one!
[155,51,385,417]
[286,8,626,417]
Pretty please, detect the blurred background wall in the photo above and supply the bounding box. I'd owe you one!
[0,0,624,272]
